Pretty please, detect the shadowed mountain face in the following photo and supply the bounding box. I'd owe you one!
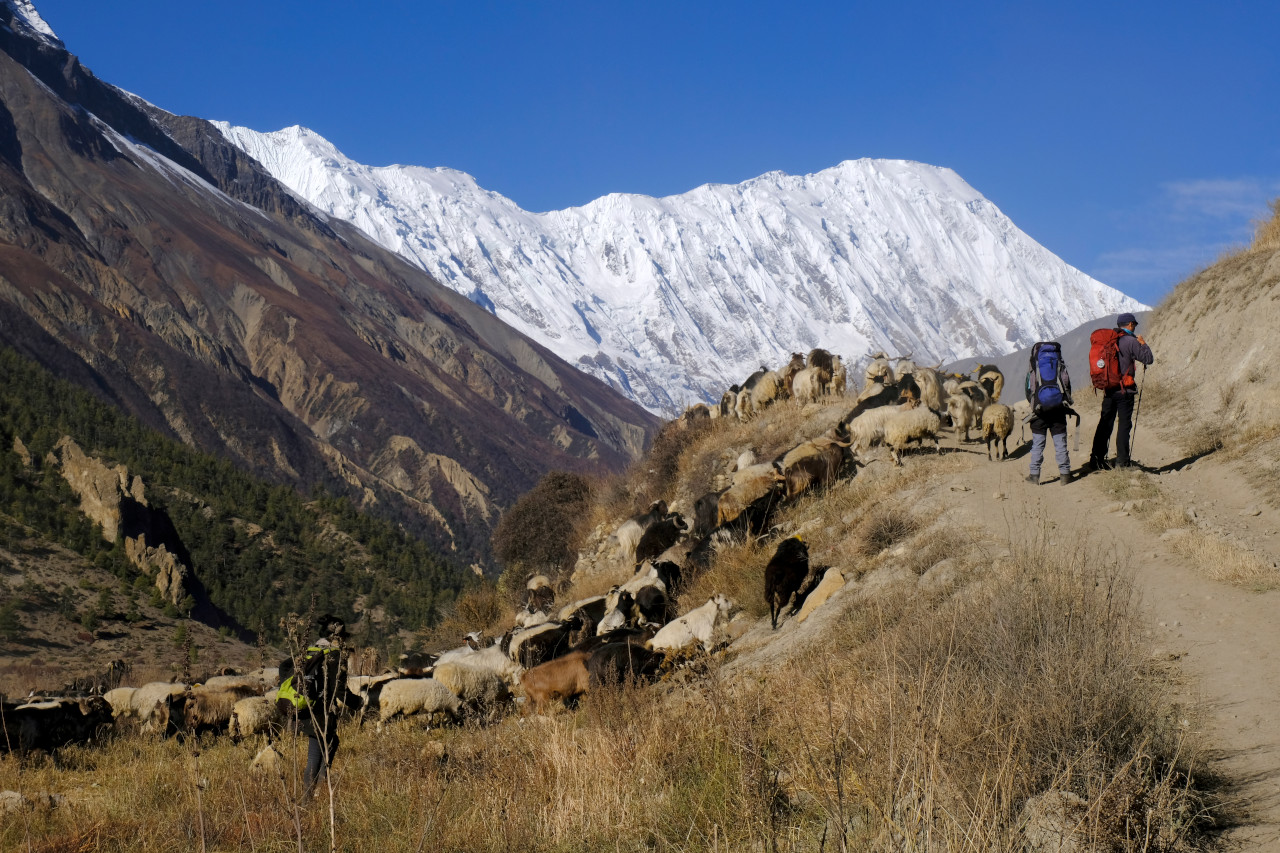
[0,10,659,562]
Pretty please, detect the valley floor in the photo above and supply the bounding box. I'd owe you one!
[945,400,1280,851]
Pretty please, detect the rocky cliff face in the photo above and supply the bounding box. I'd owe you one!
[51,436,189,605]
[0,9,660,563]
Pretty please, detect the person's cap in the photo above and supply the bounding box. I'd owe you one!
[1117,312,1138,327]
[317,613,348,638]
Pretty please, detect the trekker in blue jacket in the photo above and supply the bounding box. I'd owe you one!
[1089,313,1154,470]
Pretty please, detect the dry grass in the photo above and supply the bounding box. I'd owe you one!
[1095,470,1278,590]
[1,525,1219,852]
[0,396,1225,851]
[1145,505,1277,588]
[1251,198,1280,253]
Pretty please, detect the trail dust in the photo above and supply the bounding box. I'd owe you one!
[936,396,1280,850]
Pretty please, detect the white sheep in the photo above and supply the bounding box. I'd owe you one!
[431,661,511,712]
[648,594,734,653]
[606,501,668,564]
[449,645,523,685]
[736,369,785,420]
[103,686,136,718]
[620,562,668,597]
[228,696,282,740]
[247,666,280,684]
[885,406,942,466]
[595,588,633,635]
[375,678,461,725]
[846,401,916,452]
[946,393,978,442]
[128,681,187,729]
[981,403,1014,460]
[556,595,607,625]
[716,466,784,527]
[1011,399,1033,444]
[791,366,828,404]
[202,674,272,693]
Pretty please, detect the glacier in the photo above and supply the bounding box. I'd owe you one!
[216,122,1146,415]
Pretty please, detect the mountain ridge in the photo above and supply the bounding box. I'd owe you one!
[218,122,1147,414]
[0,5,661,566]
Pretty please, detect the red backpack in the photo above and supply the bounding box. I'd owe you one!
[1088,329,1124,390]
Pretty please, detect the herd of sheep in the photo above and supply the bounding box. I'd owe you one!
[1,347,1027,760]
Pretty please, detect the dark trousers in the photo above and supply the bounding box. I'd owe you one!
[1091,391,1135,464]
[304,727,339,794]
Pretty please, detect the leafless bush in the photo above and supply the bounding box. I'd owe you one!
[491,470,595,580]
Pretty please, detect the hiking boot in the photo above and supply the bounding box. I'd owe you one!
[1059,472,1072,486]
[1088,457,1112,472]
[1025,474,1039,485]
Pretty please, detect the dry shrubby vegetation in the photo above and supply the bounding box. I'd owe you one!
[2,391,1225,852]
[1098,470,1277,590]
[1142,197,1280,506]
[1252,199,1280,254]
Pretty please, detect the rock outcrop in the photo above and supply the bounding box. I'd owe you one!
[53,437,144,543]
[51,436,189,605]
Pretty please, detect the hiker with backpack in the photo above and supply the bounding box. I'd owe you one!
[1088,313,1154,470]
[1024,341,1079,486]
[276,613,351,798]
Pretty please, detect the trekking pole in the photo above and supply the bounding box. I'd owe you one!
[1130,364,1146,456]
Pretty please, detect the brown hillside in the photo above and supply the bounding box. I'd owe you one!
[0,13,660,565]
[1145,202,1280,500]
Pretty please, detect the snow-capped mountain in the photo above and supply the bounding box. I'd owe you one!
[217,123,1146,414]
[2,0,61,46]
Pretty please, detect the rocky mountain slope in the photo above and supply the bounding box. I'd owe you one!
[0,3,660,562]
[218,123,1147,414]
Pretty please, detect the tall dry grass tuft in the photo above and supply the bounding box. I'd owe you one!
[1251,198,1280,253]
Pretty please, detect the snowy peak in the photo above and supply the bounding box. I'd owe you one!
[2,0,62,48]
[218,123,1146,414]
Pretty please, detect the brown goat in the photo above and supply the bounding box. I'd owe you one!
[782,445,850,500]
[520,651,592,714]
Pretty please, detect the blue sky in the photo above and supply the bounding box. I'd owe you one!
[31,0,1280,307]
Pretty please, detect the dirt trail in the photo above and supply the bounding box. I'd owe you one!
[938,405,1280,849]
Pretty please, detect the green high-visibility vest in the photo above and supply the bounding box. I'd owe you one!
[278,645,336,710]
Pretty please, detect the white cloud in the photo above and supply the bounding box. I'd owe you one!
[1160,177,1280,222]
[1092,176,1280,302]
[1093,243,1233,294]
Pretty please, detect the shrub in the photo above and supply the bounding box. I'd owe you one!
[491,470,594,579]
[856,502,920,555]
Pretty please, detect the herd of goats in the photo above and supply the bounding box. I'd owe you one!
[0,348,1024,761]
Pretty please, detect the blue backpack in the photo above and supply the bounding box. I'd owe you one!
[1026,341,1071,414]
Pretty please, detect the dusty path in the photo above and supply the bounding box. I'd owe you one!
[939,405,1280,850]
